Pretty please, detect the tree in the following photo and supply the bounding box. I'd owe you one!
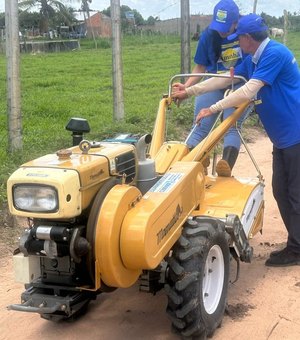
[0,12,5,28]
[102,5,145,32]
[131,9,144,26]
[253,0,258,13]
[79,0,97,47]
[79,0,92,25]
[146,16,158,26]
[19,10,40,31]
[18,0,76,33]
[260,12,282,28]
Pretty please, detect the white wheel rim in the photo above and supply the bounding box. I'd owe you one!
[202,244,225,314]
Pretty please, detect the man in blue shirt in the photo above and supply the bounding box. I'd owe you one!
[173,14,300,267]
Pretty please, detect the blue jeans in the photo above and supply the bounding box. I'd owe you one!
[186,86,249,149]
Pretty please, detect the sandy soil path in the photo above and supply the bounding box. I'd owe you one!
[1,129,300,340]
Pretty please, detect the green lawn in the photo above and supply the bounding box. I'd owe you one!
[0,35,196,202]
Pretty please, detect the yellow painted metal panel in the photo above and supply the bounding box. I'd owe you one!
[154,142,189,174]
[195,175,262,220]
[95,185,142,288]
[7,167,81,219]
[120,161,205,269]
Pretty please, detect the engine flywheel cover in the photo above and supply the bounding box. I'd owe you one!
[95,184,142,288]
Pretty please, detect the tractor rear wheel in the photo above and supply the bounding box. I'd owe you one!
[165,217,230,339]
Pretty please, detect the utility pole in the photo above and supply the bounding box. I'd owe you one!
[180,0,190,75]
[110,0,125,121]
[253,0,258,14]
[5,0,22,152]
[283,10,288,46]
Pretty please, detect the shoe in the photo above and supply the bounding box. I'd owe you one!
[202,157,210,175]
[202,157,210,168]
[269,246,288,258]
[216,147,239,177]
[265,248,300,267]
[216,159,231,177]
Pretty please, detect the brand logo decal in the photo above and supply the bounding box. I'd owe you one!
[157,205,183,244]
[216,9,227,23]
[90,169,104,180]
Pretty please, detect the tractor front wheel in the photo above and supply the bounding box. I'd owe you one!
[165,218,230,339]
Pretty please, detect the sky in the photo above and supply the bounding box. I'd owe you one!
[0,0,299,19]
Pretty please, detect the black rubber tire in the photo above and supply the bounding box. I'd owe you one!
[165,217,230,339]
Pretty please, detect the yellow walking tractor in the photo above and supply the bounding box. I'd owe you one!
[7,74,264,339]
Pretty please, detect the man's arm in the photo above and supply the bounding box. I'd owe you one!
[172,64,206,96]
[210,79,264,112]
[195,79,264,123]
[185,74,238,97]
[172,73,234,101]
[184,64,206,88]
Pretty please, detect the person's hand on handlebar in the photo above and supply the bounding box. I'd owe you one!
[172,82,186,92]
[172,83,188,106]
[196,107,214,124]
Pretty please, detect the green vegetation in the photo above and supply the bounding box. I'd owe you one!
[0,32,300,204]
[0,35,191,203]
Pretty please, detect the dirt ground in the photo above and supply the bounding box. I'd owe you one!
[1,128,300,340]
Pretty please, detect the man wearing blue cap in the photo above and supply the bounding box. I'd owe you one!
[173,0,249,177]
[173,13,300,267]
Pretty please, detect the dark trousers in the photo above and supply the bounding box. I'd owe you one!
[272,143,300,253]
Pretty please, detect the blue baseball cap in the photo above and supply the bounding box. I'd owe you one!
[209,0,239,33]
[228,13,269,40]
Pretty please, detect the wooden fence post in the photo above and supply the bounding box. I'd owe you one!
[180,0,190,76]
[111,0,125,121]
[6,0,22,152]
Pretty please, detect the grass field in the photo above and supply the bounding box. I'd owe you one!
[0,32,299,203]
[0,35,196,202]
